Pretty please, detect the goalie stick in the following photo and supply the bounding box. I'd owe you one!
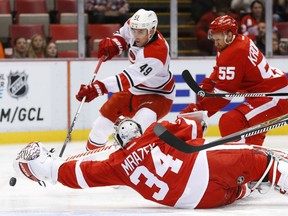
[59,56,104,157]
[153,113,288,154]
[182,69,288,98]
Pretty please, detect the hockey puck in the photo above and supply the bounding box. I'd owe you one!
[9,177,17,187]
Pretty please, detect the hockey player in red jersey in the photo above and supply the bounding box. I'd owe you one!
[13,111,288,209]
[76,9,174,150]
[181,15,288,146]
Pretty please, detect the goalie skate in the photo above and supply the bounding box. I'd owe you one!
[251,145,288,195]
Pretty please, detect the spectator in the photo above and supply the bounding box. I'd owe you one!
[241,0,265,41]
[45,41,58,58]
[231,0,257,14]
[27,34,45,58]
[195,6,236,55]
[0,42,4,58]
[274,34,288,55]
[273,0,288,22]
[255,21,287,55]
[86,0,130,25]
[189,0,215,24]
[12,37,28,58]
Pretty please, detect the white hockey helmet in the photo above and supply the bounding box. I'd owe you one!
[130,9,158,40]
[113,116,143,148]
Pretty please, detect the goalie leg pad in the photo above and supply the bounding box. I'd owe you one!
[251,145,288,194]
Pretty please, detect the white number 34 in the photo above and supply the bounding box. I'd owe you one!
[130,146,183,200]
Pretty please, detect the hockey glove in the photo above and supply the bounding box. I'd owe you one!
[76,80,108,103]
[179,103,201,114]
[97,36,127,61]
[200,78,215,92]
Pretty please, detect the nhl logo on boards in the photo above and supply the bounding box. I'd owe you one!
[7,71,28,98]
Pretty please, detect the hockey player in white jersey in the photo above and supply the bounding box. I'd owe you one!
[76,9,175,150]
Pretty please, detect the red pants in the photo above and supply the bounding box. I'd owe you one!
[100,91,173,122]
[196,147,268,208]
[219,98,288,145]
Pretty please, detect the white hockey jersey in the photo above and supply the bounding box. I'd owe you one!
[101,20,175,100]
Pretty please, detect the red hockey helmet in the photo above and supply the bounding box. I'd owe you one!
[208,15,238,39]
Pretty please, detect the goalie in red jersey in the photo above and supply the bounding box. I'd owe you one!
[13,112,288,209]
[181,15,288,146]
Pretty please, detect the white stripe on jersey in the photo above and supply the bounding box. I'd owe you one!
[245,98,280,121]
[174,150,209,208]
[75,160,89,189]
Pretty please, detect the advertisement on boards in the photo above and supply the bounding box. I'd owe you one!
[0,61,67,132]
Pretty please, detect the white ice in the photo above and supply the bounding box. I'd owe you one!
[1,136,288,216]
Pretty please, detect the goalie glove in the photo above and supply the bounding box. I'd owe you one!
[97,36,127,61]
[13,142,63,185]
[76,80,108,103]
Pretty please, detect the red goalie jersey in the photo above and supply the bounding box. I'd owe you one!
[57,117,267,208]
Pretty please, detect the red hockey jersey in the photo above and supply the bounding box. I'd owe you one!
[198,34,288,116]
[58,117,208,208]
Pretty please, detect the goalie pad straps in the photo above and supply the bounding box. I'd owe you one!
[263,155,272,182]
[251,155,277,193]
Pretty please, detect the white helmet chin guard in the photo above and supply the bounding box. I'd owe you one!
[113,116,143,148]
[130,9,158,40]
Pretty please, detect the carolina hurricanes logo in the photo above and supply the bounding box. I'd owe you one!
[129,49,136,64]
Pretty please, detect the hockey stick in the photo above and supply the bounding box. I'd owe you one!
[182,69,288,98]
[153,113,288,154]
[59,56,104,157]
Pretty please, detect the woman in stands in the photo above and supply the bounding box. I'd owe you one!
[44,41,58,58]
[27,34,45,58]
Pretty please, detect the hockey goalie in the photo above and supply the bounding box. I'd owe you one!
[13,111,288,209]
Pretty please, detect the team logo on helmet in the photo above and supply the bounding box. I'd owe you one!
[7,71,29,98]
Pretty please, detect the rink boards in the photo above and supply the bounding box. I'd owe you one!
[0,58,287,144]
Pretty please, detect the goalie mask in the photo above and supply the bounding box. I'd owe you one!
[113,116,143,148]
[130,9,158,41]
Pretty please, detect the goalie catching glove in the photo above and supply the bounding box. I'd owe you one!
[13,142,63,185]
[76,80,108,103]
[97,36,127,61]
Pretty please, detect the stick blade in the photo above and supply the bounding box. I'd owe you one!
[153,123,167,137]
[153,124,197,153]
[182,70,207,97]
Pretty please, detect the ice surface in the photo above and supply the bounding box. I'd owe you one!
[1,136,288,215]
